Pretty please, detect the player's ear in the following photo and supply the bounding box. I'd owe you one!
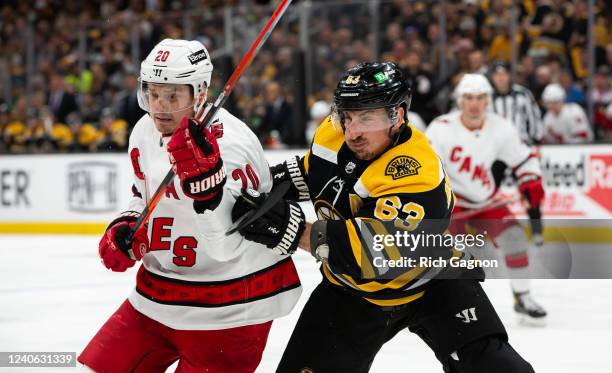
[394,106,405,129]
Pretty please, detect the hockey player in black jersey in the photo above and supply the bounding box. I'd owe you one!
[232,62,534,373]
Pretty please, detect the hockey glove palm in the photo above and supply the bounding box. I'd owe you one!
[99,212,149,272]
[167,117,226,213]
[231,188,305,255]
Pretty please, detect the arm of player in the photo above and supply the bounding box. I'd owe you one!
[311,190,454,280]
[499,126,545,208]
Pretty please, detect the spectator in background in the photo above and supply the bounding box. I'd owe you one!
[0,104,8,153]
[559,69,586,106]
[468,50,488,74]
[80,93,102,124]
[533,65,552,104]
[592,65,612,106]
[595,102,612,141]
[116,71,146,133]
[48,73,78,124]
[76,123,103,152]
[593,65,612,140]
[98,108,127,152]
[259,81,294,148]
[402,50,436,123]
[541,83,593,144]
[528,2,572,66]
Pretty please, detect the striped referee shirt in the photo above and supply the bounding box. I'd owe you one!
[491,84,543,144]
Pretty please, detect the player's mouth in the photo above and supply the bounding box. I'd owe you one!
[154,115,173,124]
[349,141,367,150]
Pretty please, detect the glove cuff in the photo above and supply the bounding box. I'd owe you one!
[285,156,310,201]
[272,200,306,255]
[106,211,141,231]
[271,156,310,202]
[517,173,541,186]
[182,161,227,200]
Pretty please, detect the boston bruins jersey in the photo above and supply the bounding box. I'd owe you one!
[284,118,459,306]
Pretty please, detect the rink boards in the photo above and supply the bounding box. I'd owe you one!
[1,145,612,242]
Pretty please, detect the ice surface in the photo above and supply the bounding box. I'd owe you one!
[0,235,610,373]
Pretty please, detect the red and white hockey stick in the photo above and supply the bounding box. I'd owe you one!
[126,0,293,243]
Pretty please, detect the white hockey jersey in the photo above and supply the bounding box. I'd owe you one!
[124,109,301,330]
[426,111,541,208]
[542,103,593,144]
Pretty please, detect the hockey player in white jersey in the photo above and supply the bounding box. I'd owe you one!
[541,83,594,144]
[426,74,547,323]
[78,39,302,373]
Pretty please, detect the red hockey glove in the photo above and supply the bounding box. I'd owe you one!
[518,175,545,208]
[98,211,149,272]
[167,117,226,213]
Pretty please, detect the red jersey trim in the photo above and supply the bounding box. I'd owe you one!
[135,258,300,308]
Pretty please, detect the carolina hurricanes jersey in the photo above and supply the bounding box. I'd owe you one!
[542,103,593,144]
[124,108,301,330]
[426,111,541,208]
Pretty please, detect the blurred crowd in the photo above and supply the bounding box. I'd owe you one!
[0,0,611,153]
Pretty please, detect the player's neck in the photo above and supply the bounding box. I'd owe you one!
[460,114,485,131]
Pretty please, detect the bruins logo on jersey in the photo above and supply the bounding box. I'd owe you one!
[385,156,422,180]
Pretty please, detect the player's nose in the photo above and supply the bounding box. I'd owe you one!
[345,125,361,140]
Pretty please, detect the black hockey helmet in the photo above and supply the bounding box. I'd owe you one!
[332,62,411,131]
[334,62,411,111]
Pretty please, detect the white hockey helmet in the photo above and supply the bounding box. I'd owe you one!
[310,101,331,120]
[455,73,493,98]
[138,39,213,114]
[541,83,566,103]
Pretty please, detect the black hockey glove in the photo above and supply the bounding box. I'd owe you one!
[270,156,310,202]
[231,188,305,255]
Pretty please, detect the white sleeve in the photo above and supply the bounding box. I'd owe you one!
[425,121,446,158]
[408,111,427,132]
[497,122,541,179]
[126,129,147,214]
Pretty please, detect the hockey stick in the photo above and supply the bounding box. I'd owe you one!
[452,196,519,220]
[126,0,293,244]
[225,180,291,236]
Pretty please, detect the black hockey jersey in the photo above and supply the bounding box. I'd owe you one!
[285,117,461,306]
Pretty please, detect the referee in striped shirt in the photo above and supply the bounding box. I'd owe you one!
[490,61,544,144]
[490,61,545,246]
